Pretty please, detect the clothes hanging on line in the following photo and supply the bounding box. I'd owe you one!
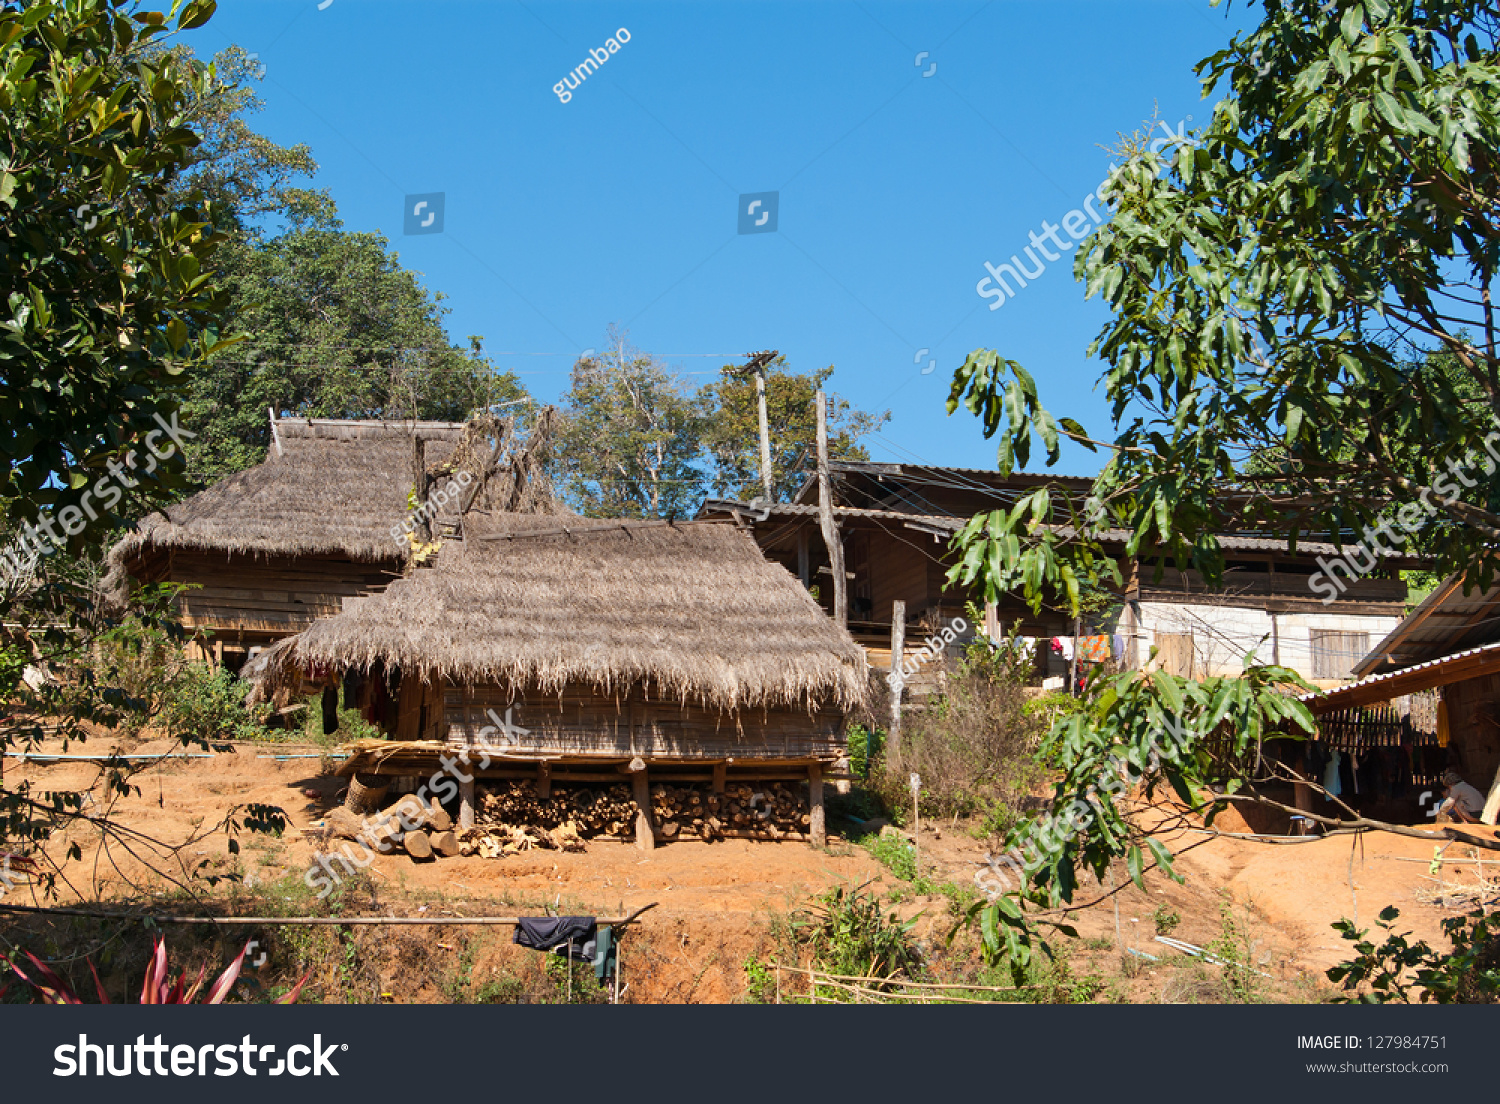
[514,915,596,960]
[1324,750,1343,800]
[513,916,616,982]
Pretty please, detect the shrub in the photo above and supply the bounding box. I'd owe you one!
[159,664,268,743]
[82,606,267,742]
[787,884,922,984]
[874,635,1045,821]
[1328,906,1500,1003]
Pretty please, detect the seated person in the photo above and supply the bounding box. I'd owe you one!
[1438,769,1487,824]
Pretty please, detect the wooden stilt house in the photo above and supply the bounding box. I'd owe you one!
[104,415,470,670]
[270,513,870,848]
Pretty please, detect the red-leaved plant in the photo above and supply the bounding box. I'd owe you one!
[3,938,309,1004]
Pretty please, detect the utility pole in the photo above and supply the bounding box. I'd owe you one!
[730,350,778,502]
[815,389,848,628]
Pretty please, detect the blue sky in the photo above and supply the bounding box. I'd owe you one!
[185,0,1256,476]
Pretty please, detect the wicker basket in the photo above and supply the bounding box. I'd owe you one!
[344,772,390,815]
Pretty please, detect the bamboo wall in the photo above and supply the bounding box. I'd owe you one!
[438,681,846,763]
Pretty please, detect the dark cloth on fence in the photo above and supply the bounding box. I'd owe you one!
[514,916,596,963]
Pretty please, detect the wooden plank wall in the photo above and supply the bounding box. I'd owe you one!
[169,552,402,637]
[1440,676,1500,794]
[441,682,845,761]
[869,531,933,624]
[1138,565,1405,605]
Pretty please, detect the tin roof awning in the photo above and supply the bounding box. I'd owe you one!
[1299,639,1500,713]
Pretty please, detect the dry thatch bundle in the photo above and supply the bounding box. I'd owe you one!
[286,512,868,713]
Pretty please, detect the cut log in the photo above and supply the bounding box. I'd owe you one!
[404,829,434,860]
[426,804,454,833]
[431,830,460,857]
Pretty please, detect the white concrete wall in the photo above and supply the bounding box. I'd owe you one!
[1133,602,1401,681]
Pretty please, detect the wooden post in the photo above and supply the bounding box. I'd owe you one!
[411,435,430,542]
[712,763,727,794]
[808,763,826,849]
[631,768,655,852]
[984,600,999,643]
[537,761,551,800]
[796,529,810,590]
[754,363,774,502]
[458,776,475,830]
[888,600,906,759]
[1481,761,1500,825]
[1069,614,1081,693]
[815,390,847,628]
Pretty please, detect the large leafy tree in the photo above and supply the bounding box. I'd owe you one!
[0,0,285,908]
[946,0,1500,964]
[0,0,225,553]
[698,357,889,502]
[157,48,521,483]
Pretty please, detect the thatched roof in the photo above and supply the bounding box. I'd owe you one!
[108,417,467,568]
[286,514,869,713]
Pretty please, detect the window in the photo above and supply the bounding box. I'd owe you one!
[1310,630,1370,679]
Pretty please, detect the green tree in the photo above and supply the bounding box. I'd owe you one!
[558,330,707,518]
[180,222,527,483]
[161,43,324,238]
[699,358,889,502]
[944,0,1500,966]
[0,0,285,908]
[0,0,227,554]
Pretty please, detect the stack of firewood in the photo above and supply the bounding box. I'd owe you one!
[476,781,636,837]
[652,781,809,841]
[313,778,812,862]
[316,794,460,862]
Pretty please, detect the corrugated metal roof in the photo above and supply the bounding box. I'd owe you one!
[700,501,963,526]
[701,500,1384,557]
[1300,639,1500,709]
[1350,574,1500,677]
[829,460,1099,484]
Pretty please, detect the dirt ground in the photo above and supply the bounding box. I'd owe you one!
[2,736,1487,1003]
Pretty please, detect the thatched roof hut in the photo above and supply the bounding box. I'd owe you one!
[292,512,868,714]
[103,416,476,661]
[277,512,867,848]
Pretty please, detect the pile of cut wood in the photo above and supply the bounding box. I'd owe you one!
[316,794,460,862]
[312,778,812,863]
[454,780,633,856]
[653,780,809,841]
[459,821,585,858]
[477,780,636,835]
